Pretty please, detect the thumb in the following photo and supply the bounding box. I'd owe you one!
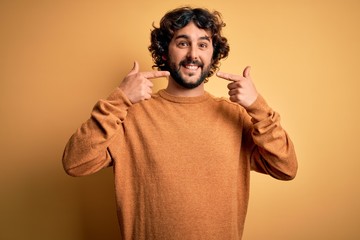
[129,60,139,75]
[243,66,251,78]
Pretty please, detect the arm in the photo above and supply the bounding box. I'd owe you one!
[62,61,170,176]
[243,95,297,180]
[62,88,132,176]
[217,66,297,180]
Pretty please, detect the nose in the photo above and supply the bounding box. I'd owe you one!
[187,45,198,60]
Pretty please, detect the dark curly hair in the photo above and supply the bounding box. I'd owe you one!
[148,7,230,81]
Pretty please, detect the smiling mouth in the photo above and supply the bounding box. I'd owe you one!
[181,59,203,71]
[184,64,200,70]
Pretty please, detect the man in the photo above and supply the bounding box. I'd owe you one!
[63,7,297,240]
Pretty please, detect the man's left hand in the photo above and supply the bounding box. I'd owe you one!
[217,66,258,108]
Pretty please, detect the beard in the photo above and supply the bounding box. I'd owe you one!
[167,58,211,89]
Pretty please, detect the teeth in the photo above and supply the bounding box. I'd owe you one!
[185,65,198,70]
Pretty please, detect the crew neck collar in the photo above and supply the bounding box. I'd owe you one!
[158,89,210,104]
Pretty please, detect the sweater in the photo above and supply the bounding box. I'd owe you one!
[62,88,298,240]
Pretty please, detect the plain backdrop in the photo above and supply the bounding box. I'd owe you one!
[1,0,359,239]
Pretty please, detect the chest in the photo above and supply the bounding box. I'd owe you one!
[124,103,242,168]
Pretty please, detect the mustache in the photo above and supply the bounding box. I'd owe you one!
[180,59,204,67]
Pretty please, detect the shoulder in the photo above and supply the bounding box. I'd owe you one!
[205,92,249,120]
[207,92,246,111]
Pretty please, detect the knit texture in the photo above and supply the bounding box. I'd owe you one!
[63,88,297,240]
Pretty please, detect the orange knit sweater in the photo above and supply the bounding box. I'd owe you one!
[63,88,297,240]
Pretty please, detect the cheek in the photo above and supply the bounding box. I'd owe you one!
[203,52,214,66]
[169,54,186,65]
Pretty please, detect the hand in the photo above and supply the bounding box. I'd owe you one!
[119,61,170,104]
[216,66,258,108]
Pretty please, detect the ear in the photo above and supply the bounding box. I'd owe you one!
[162,55,167,61]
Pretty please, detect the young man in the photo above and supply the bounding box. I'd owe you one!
[63,7,297,240]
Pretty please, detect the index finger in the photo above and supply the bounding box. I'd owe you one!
[142,71,170,79]
[216,71,241,82]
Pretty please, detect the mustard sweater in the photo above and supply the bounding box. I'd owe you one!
[63,88,297,240]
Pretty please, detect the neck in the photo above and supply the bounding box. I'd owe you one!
[165,77,205,97]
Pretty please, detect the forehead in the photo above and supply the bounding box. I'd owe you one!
[172,21,212,41]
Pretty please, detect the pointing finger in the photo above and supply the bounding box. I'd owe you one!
[216,71,241,82]
[142,71,170,79]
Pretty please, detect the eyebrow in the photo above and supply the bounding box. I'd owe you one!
[175,34,211,42]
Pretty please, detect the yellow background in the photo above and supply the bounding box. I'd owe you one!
[1,0,359,239]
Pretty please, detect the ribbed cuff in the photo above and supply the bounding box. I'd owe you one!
[245,95,273,122]
[107,87,133,107]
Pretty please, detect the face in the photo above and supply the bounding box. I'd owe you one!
[166,21,214,89]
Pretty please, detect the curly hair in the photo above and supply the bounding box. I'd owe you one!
[148,7,230,80]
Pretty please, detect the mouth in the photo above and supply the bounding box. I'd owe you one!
[181,60,203,73]
[184,64,200,71]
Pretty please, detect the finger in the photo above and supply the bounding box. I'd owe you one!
[144,92,152,100]
[129,61,140,75]
[243,66,251,78]
[216,71,241,82]
[142,70,170,79]
[228,87,241,95]
[227,81,241,90]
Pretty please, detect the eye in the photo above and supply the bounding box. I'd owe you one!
[177,41,189,48]
[199,42,208,49]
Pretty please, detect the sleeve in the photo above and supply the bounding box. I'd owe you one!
[243,95,298,180]
[62,88,132,177]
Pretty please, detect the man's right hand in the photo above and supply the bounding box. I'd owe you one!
[119,61,170,104]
